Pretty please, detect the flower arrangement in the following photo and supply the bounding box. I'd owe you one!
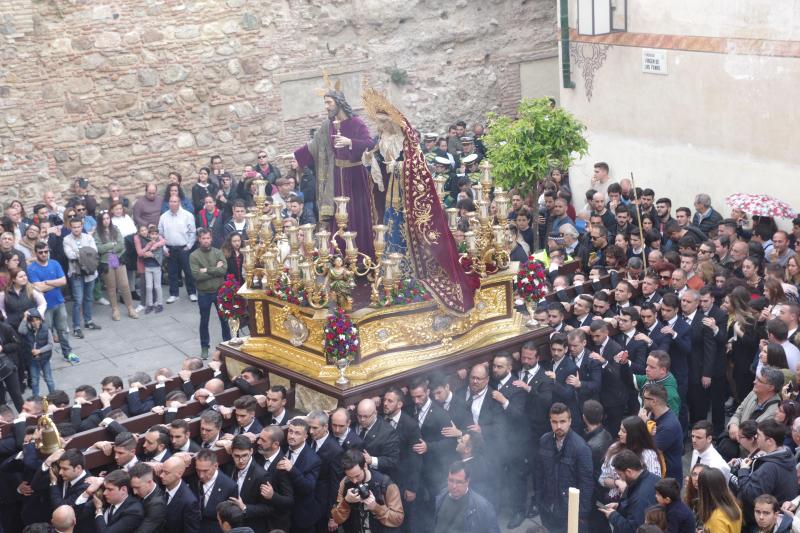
[323,307,360,364]
[376,278,434,307]
[216,274,247,318]
[513,258,547,305]
[264,270,309,306]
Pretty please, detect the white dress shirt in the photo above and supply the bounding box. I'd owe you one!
[690,444,731,480]
[201,470,219,508]
[468,387,487,426]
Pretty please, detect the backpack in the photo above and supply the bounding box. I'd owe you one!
[78,246,99,276]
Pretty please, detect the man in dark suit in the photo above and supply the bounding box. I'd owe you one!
[682,289,718,427]
[586,321,627,435]
[636,273,663,307]
[354,398,400,479]
[382,387,422,533]
[698,287,730,434]
[38,449,92,533]
[140,427,172,463]
[193,449,237,533]
[129,463,167,533]
[566,328,604,410]
[330,408,364,451]
[636,303,672,354]
[160,455,201,533]
[228,395,264,437]
[278,418,321,533]
[614,307,651,374]
[169,419,201,453]
[223,435,271,533]
[255,426,294,531]
[258,385,302,427]
[92,470,145,533]
[510,340,554,519]
[489,352,530,529]
[544,333,581,425]
[659,292,693,434]
[406,379,457,532]
[306,410,344,533]
[566,294,594,330]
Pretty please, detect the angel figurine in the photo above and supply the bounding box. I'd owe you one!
[326,255,355,311]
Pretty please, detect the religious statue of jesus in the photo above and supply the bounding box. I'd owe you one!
[293,78,376,258]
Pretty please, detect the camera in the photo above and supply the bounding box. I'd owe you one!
[356,482,370,500]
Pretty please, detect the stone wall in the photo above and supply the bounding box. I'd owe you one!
[0,0,555,208]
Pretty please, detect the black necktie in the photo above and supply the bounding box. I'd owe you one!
[522,370,529,383]
[359,427,367,439]
[286,450,293,462]
[311,440,318,452]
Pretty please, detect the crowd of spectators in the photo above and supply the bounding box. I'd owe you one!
[2,121,800,533]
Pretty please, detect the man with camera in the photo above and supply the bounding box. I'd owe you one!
[331,448,404,533]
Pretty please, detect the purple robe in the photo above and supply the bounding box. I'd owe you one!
[294,116,376,258]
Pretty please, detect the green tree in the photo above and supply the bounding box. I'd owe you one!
[483,97,588,250]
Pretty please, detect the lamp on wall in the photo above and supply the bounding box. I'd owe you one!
[577,0,627,35]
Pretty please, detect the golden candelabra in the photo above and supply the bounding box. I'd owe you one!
[239,160,514,311]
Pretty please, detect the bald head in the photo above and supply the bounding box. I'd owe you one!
[52,505,76,531]
[205,378,225,395]
[357,399,377,429]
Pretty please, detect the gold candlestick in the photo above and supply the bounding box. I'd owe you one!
[316,230,331,261]
[334,196,350,231]
[445,208,459,231]
[285,225,300,254]
[372,224,388,262]
[299,223,316,257]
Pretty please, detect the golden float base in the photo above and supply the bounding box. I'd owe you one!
[220,263,551,403]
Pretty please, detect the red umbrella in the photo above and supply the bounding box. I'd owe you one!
[724,193,797,219]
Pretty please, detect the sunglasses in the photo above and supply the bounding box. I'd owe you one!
[258,155,267,158]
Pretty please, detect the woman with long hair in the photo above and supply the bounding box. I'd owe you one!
[742,255,765,298]
[0,268,46,392]
[0,251,21,292]
[94,211,138,321]
[191,167,218,214]
[758,342,794,386]
[765,277,788,311]
[684,463,708,526]
[724,286,765,402]
[697,468,742,532]
[775,399,799,451]
[598,416,662,501]
[221,232,244,286]
[786,255,800,287]
[161,183,194,214]
[0,269,46,330]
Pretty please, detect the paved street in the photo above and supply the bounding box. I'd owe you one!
[50,294,227,394]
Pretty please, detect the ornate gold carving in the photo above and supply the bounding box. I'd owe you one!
[254,301,265,334]
[269,305,324,353]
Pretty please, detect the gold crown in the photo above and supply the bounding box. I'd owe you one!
[361,80,404,128]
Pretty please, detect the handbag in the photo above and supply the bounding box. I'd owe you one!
[108,252,120,269]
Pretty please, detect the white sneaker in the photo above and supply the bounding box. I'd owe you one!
[189,294,198,302]
[166,296,179,304]
[97,297,111,306]
[134,304,145,313]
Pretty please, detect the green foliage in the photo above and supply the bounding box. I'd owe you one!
[483,98,588,196]
[387,67,408,86]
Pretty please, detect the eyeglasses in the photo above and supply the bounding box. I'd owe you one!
[659,275,671,280]
[258,155,267,158]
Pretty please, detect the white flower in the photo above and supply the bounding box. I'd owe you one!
[353,340,359,346]
[339,334,346,340]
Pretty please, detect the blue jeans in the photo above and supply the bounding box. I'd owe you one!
[197,292,231,348]
[45,304,72,355]
[30,352,55,396]
[167,246,196,297]
[69,275,95,329]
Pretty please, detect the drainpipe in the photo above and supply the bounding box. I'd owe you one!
[560,0,575,88]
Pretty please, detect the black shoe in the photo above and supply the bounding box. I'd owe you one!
[85,322,102,330]
[131,291,141,301]
[507,511,526,529]
[73,328,84,339]
[527,503,540,518]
